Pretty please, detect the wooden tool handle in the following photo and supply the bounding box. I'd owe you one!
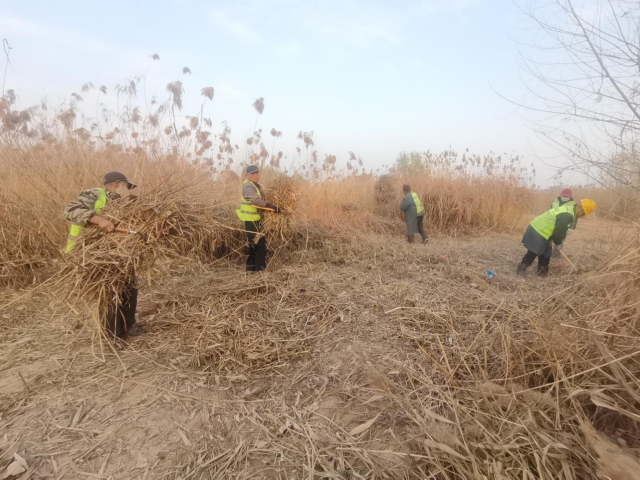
[92,225,129,233]
[559,249,575,268]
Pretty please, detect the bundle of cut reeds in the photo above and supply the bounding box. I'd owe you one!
[261,176,299,243]
[55,190,244,316]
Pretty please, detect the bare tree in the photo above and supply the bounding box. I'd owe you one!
[511,0,640,191]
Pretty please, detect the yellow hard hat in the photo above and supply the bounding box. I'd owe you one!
[580,199,596,216]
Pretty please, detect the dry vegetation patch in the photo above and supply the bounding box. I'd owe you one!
[1,79,638,477]
[2,228,639,478]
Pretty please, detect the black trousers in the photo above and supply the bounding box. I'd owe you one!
[521,250,550,270]
[407,215,428,243]
[244,220,267,272]
[103,283,138,337]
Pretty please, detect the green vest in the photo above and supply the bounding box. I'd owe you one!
[66,188,107,252]
[411,192,424,215]
[552,198,576,210]
[530,205,574,240]
[236,180,262,222]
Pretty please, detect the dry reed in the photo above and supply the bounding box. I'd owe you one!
[2,67,640,479]
[260,175,299,244]
[54,188,243,318]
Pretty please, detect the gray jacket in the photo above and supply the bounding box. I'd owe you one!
[400,191,421,235]
[242,181,267,208]
[522,225,552,257]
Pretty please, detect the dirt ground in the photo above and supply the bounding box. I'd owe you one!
[0,217,629,479]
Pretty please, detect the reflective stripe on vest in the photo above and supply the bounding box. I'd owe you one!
[236,180,262,222]
[411,192,424,215]
[66,188,107,252]
[530,205,574,240]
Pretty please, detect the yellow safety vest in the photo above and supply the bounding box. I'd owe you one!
[552,199,575,210]
[236,180,262,222]
[530,205,574,240]
[66,188,107,252]
[411,192,424,215]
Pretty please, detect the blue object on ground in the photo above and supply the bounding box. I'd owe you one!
[486,269,495,279]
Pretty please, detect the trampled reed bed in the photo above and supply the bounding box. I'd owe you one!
[390,235,640,478]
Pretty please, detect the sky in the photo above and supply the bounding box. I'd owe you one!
[0,0,572,185]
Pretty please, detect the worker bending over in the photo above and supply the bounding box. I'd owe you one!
[550,188,578,258]
[64,171,145,338]
[236,165,280,272]
[517,198,596,278]
[399,184,428,244]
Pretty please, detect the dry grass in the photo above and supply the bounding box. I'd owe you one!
[1,81,640,478]
[531,186,639,223]
[0,138,551,287]
[0,82,627,288]
[414,175,534,234]
[300,173,536,238]
[568,186,640,222]
[2,226,639,478]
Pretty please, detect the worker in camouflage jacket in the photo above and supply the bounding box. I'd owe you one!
[64,171,145,339]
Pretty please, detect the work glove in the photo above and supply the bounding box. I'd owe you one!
[551,244,562,258]
[266,203,281,214]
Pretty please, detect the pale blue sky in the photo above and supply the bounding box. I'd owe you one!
[0,0,564,183]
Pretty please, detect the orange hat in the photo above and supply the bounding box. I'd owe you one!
[580,199,596,215]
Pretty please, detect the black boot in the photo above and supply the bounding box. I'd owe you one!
[516,263,527,278]
[123,323,146,337]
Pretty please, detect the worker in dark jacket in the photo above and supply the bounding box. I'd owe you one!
[517,199,596,278]
[399,184,428,243]
[552,188,576,210]
[64,171,145,338]
[550,188,578,258]
[552,188,578,230]
[236,165,280,272]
